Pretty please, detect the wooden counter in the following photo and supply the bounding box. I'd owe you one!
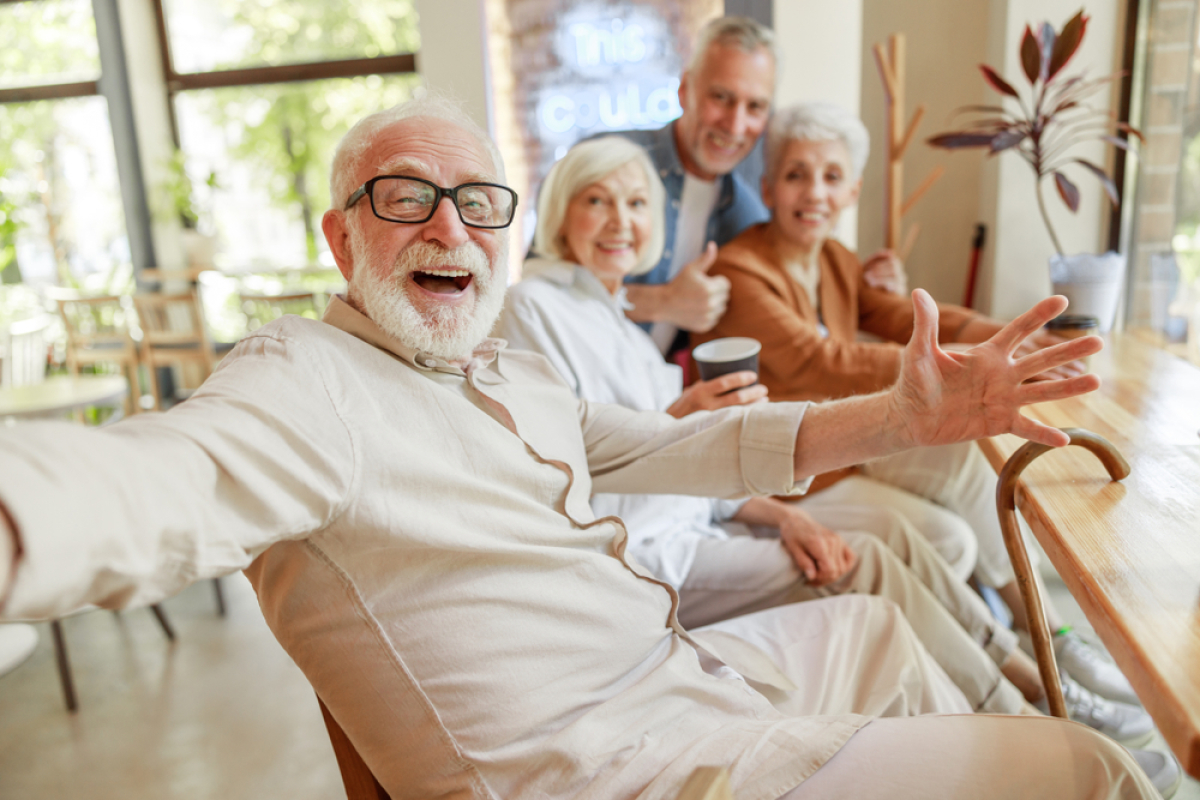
[978,333,1200,778]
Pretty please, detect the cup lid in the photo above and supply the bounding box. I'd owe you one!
[692,337,762,362]
[1045,314,1099,331]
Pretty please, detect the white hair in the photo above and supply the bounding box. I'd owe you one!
[765,103,871,181]
[686,16,777,75]
[329,91,505,211]
[531,136,665,277]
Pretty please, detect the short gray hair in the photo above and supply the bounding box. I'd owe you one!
[328,91,505,211]
[687,16,777,74]
[531,136,665,276]
[765,103,870,181]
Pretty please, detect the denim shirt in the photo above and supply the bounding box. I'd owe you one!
[609,122,770,288]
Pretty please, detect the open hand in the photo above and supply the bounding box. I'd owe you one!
[887,290,1102,449]
[778,508,857,585]
[660,242,730,332]
[666,371,767,418]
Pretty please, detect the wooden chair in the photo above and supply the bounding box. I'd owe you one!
[56,297,142,414]
[239,291,319,333]
[1,315,51,388]
[132,291,217,409]
[315,692,735,800]
[317,696,390,800]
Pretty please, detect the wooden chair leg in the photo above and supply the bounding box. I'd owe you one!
[149,604,175,641]
[50,620,78,713]
[211,578,226,617]
[996,426,1131,720]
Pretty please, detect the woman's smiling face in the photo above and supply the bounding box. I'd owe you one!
[764,138,861,252]
[560,160,653,293]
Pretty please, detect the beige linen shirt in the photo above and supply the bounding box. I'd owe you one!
[0,297,865,799]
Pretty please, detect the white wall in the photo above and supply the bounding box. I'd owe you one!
[415,0,494,135]
[773,0,863,247]
[977,0,1123,319]
[859,0,990,307]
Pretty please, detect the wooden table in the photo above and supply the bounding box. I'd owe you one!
[0,374,128,421]
[978,332,1200,778]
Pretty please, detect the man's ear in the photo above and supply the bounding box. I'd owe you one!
[677,71,690,113]
[322,209,354,283]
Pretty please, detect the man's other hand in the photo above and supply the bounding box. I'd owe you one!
[888,290,1102,450]
[778,508,857,586]
[666,371,767,418]
[861,249,908,295]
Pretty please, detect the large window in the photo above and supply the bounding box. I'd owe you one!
[0,0,130,294]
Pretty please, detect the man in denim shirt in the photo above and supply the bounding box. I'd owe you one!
[610,16,774,351]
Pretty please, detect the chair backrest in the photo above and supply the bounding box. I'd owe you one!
[133,291,213,350]
[1,315,51,388]
[316,696,391,800]
[57,296,138,350]
[239,291,319,332]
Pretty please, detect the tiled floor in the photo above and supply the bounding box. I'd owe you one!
[0,565,1194,798]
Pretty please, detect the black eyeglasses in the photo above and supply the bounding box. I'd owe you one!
[344,175,518,229]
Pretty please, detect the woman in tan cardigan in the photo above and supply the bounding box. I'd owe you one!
[693,103,1142,718]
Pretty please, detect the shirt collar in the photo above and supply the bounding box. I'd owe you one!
[322,294,506,376]
[528,259,632,311]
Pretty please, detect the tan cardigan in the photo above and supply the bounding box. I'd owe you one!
[692,223,978,402]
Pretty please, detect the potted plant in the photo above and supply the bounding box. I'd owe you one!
[161,150,219,270]
[928,10,1142,330]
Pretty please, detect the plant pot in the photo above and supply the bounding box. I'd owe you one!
[180,228,216,270]
[1049,252,1125,333]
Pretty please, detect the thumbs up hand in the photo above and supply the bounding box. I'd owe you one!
[660,242,730,332]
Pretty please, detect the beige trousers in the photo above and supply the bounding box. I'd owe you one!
[680,506,1022,714]
[778,715,1157,799]
[697,594,972,718]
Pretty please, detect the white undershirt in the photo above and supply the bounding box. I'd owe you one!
[650,173,722,353]
[786,258,829,339]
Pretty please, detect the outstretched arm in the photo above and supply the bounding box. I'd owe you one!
[793,290,1101,479]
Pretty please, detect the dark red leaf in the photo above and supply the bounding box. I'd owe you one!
[1054,171,1081,211]
[1053,100,1080,114]
[927,132,1002,149]
[1048,11,1088,80]
[1073,158,1119,204]
[1115,122,1145,143]
[1039,23,1057,82]
[980,65,1020,98]
[1021,26,1041,84]
[990,130,1028,152]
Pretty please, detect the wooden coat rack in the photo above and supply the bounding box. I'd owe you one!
[873,34,943,261]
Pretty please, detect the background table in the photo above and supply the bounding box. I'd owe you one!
[0,374,129,421]
[978,333,1200,777]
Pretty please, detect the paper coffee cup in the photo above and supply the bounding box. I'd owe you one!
[692,337,761,382]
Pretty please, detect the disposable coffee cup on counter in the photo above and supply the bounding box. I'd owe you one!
[1045,314,1100,340]
[692,337,762,383]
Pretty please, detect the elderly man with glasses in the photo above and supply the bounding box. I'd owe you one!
[0,95,1163,799]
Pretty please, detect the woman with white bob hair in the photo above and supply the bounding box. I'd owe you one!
[692,101,1156,743]
[496,134,1084,723]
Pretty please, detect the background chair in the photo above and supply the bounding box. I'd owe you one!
[239,291,319,333]
[1,315,51,388]
[56,296,142,414]
[133,291,217,409]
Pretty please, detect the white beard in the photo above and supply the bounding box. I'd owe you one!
[349,235,507,363]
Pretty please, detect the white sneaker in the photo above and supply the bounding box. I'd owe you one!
[1018,627,1142,706]
[1036,671,1155,746]
[1127,747,1183,799]
[1055,628,1141,706]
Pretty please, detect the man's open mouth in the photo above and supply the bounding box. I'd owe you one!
[412,269,474,295]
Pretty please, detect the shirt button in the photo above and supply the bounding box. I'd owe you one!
[423,359,437,367]
[643,537,655,545]
[671,199,680,209]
